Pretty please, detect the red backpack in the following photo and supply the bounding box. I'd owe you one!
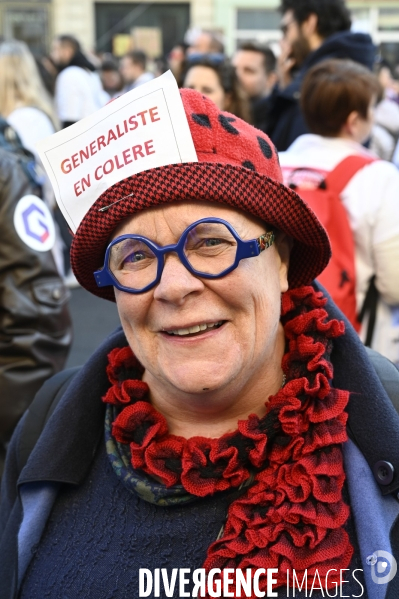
[285,155,376,331]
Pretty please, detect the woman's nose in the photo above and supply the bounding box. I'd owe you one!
[153,252,204,304]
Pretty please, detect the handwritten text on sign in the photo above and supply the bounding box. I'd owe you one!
[36,71,198,232]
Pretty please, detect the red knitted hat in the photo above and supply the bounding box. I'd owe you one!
[71,88,331,301]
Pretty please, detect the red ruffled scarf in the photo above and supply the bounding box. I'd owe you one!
[103,286,353,595]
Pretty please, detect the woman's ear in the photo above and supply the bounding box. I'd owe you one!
[344,111,359,135]
[275,232,292,293]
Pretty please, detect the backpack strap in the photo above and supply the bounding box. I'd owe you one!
[358,275,379,346]
[365,347,399,415]
[17,367,81,474]
[325,154,376,195]
[326,155,379,344]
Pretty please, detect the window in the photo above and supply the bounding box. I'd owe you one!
[236,9,280,31]
[3,7,49,56]
[379,8,399,32]
[234,8,281,49]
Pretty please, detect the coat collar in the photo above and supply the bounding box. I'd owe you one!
[18,326,126,487]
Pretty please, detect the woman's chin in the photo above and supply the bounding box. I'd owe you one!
[157,358,241,396]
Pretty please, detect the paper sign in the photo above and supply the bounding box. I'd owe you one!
[36,71,198,232]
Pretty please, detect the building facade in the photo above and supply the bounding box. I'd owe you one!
[0,0,213,56]
[0,0,399,63]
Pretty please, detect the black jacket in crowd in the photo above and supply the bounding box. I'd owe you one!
[0,146,72,474]
[265,31,376,151]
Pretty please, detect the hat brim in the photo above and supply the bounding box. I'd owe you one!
[71,162,331,302]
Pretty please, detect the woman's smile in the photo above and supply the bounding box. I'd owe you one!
[162,320,226,337]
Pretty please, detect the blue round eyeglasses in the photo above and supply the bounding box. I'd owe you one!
[94,217,275,294]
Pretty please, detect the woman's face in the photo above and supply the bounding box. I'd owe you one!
[112,201,290,401]
[183,65,226,110]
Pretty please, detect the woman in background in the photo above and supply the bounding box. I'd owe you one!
[0,40,64,276]
[182,55,252,123]
[0,40,58,161]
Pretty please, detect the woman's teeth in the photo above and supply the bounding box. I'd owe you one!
[166,322,224,336]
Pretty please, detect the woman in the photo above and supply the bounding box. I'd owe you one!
[182,55,252,122]
[0,40,58,161]
[1,87,399,599]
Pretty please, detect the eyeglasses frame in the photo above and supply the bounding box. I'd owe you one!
[94,217,275,294]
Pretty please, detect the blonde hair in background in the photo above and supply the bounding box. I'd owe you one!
[0,40,59,129]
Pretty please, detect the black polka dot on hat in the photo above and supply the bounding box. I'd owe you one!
[257,136,273,159]
[192,114,212,128]
[242,161,256,171]
[218,114,239,135]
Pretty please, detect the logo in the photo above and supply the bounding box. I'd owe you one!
[13,195,55,252]
[370,550,397,585]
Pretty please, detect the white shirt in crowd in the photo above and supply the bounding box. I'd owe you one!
[279,134,399,364]
[123,71,154,94]
[55,66,109,124]
[7,107,54,163]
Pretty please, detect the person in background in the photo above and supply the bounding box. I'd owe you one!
[182,55,252,122]
[168,42,189,85]
[0,133,72,476]
[0,40,65,276]
[279,59,399,366]
[232,42,277,132]
[0,40,58,162]
[370,59,399,161]
[100,59,124,98]
[153,55,169,78]
[187,29,224,56]
[266,0,376,150]
[36,55,58,97]
[119,50,154,93]
[50,34,108,128]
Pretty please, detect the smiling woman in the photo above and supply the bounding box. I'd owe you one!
[2,85,399,599]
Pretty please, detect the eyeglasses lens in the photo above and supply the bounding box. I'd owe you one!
[109,238,158,291]
[184,222,237,275]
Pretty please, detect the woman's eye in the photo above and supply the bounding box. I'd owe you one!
[204,238,223,247]
[123,252,146,264]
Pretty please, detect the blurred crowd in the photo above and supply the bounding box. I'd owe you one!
[0,0,399,474]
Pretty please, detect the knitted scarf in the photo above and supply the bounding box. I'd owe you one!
[103,286,353,594]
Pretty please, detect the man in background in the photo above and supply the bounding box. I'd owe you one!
[100,59,124,98]
[187,30,225,56]
[233,42,277,131]
[266,0,375,150]
[50,35,108,129]
[120,50,154,93]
